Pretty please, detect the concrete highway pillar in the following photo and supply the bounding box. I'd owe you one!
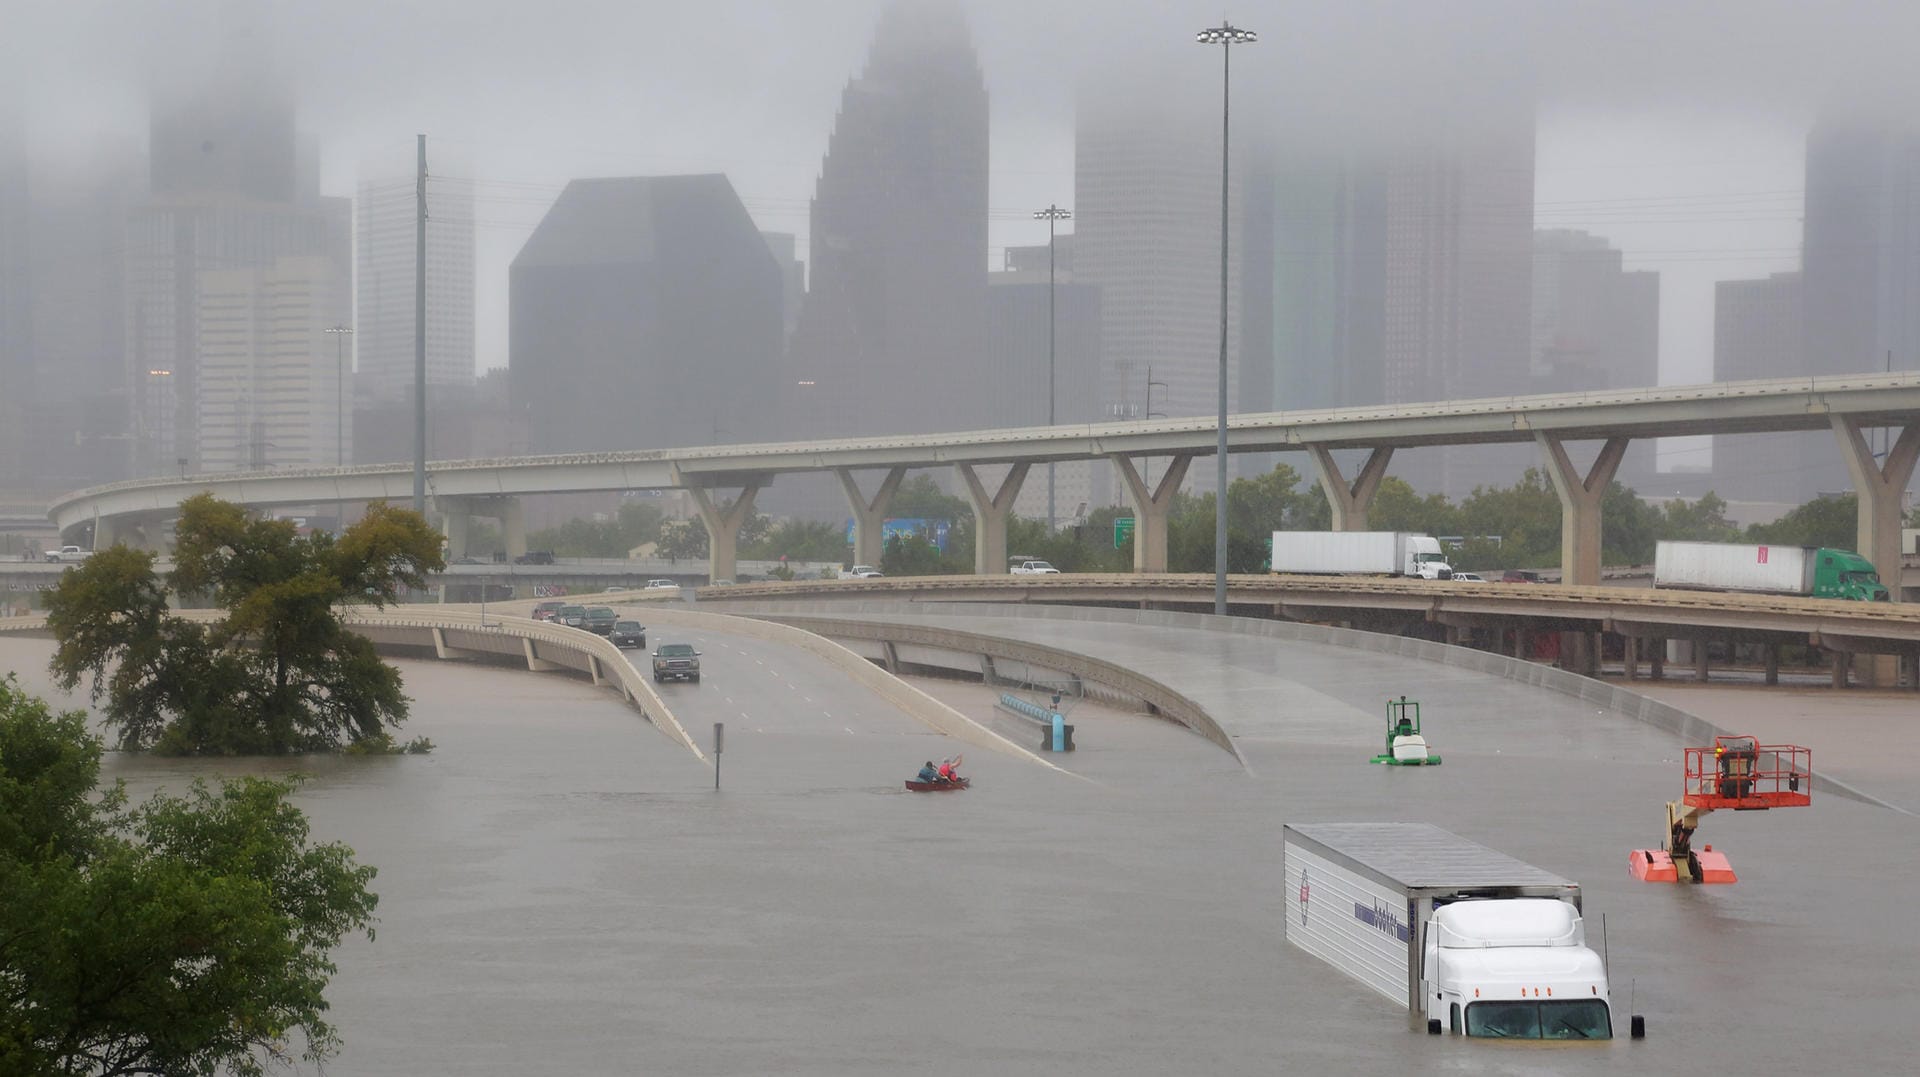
[1111,453,1194,574]
[1693,642,1709,684]
[1307,445,1394,531]
[1649,642,1664,680]
[1833,417,1918,686]
[1764,644,1780,686]
[1624,637,1638,681]
[441,505,472,560]
[1536,434,1629,589]
[92,516,119,550]
[501,497,527,560]
[838,466,906,569]
[687,484,761,585]
[955,463,1031,575]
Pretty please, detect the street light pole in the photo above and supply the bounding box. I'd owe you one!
[1197,21,1255,616]
[1033,204,1072,533]
[324,325,353,467]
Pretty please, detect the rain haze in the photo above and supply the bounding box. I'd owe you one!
[3,0,1919,498]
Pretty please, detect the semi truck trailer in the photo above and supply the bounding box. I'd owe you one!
[1283,822,1638,1040]
[1269,531,1453,579]
[1653,540,1888,601]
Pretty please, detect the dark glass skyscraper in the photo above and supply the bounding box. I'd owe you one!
[787,0,989,439]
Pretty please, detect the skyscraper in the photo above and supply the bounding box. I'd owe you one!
[356,154,475,407]
[1713,272,1808,502]
[509,175,782,455]
[787,0,989,439]
[988,243,1102,519]
[196,256,343,471]
[1530,229,1658,395]
[1075,76,1240,463]
[1803,117,1920,379]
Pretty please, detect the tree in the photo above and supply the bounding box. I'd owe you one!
[654,518,709,561]
[0,676,378,1075]
[1601,481,1661,565]
[45,495,443,755]
[1455,469,1563,569]
[1659,491,1743,544]
[1746,493,1859,549]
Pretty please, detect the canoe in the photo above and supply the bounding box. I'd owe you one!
[905,778,970,792]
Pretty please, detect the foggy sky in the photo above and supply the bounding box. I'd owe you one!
[7,0,1918,458]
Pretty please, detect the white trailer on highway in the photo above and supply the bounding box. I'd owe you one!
[1269,531,1452,578]
[1283,822,1636,1040]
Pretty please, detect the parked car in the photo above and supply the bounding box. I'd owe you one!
[652,642,701,683]
[531,600,567,622]
[555,604,588,628]
[583,606,618,635]
[610,621,647,649]
[1450,572,1486,583]
[644,579,679,590]
[513,550,556,565]
[1501,569,1543,584]
[838,565,884,579]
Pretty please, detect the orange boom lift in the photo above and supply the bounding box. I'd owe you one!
[1629,735,1811,884]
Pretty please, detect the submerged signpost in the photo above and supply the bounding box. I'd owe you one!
[713,721,724,790]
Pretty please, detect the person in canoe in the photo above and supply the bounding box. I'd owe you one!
[937,755,963,783]
[916,760,942,784]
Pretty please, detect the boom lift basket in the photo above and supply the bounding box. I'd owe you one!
[1682,736,1811,811]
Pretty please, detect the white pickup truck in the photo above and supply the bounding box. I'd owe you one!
[838,565,884,579]
[45,545,93,564]
[1010,560,1060,575]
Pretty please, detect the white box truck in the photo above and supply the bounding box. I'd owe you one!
[1283,822,1638,1040]
[1653,540,1888,601]
[1270,531,1452,579]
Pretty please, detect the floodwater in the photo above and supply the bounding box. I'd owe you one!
[2,618,1916,1077]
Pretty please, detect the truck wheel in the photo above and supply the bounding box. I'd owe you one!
[691,674,700,683]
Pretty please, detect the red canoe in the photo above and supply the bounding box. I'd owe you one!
[905,778,970,792]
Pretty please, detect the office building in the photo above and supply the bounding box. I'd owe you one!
[196,256,345,471]
[1803,117,1920,378]
[786,0,989,440]
[986,249,1102,520]
[761,232,805,348]
[356,154,476,407]
[1532,229,1659,488]
[509,175,783,455]
[0,115,30,493]
[1713,272,1807,502]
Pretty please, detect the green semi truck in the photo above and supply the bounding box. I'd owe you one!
[1653,540,1889,601]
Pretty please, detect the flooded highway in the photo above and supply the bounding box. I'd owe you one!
[3,614,1915,1076]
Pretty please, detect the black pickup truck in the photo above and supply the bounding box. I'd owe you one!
[651,643,701,684]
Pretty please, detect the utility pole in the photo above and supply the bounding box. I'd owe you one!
[1033,204,1071,533]
[413,134,428,515]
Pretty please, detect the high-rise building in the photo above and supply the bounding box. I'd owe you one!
[196,256,344,471]
[761,232,806,348]
[356,155,475,407]
[1713,272,1808,502]
[1803,118,1920,379]
[986,244,1102,520]
[1531,228,1659,489]
[509,175,782,455]
[1378,122,1536,496]
[786,0,989,440]
[147,1,297,204]
[1075,76,1241,484]
[0,112,31,493]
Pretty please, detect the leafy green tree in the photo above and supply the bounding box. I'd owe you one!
[741,518,849,562]
[1658,491,1743,543]
[1368,476,1459,537]
[528,500,667,558]
[888,474,971,522]
[880,533,952,576]
[1601,481,1661,565]
[1456,469,1563,568]
[0,676,379,1075]
[1746,493,1859,549]
[45,495,443,754]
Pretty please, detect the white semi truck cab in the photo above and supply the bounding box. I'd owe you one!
[1283,822,1640,1041]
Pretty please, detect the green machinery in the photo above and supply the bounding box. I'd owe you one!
[1370,696,1442,766]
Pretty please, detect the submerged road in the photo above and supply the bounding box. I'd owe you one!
[1,608,1914,1075]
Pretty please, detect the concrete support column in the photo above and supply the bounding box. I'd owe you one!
[1831,650,1849,689]
[686,484,762,585]
[955,463,1031,575]
[1693,642,1709,684]
[1513,628,1529,659]
[92,516,119,550]
[838,466,906,569]
[1536,434,1629,589]
[1307,445,1394,531]
[441,506,472,560]
[1649,641,1665,680]
[1624,637,1638,681]
[1111,453,1194,574]
[1833,417,1919,685]
[1764,644,1780,686]
[501,497,527,560]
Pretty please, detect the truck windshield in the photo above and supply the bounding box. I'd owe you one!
[1466,999,1611,1040]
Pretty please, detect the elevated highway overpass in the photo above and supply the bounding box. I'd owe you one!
[43,372,1920,603]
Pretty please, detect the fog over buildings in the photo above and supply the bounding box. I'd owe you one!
[3,0,1920,514]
